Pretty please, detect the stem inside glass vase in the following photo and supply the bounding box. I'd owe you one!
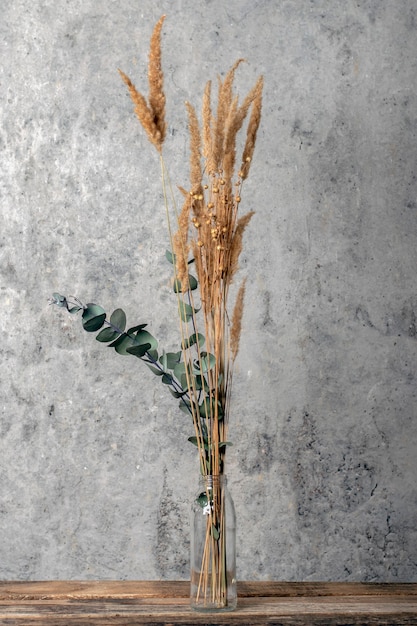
[190,475,237,612]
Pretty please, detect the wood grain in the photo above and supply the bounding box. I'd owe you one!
[0,581,416,625]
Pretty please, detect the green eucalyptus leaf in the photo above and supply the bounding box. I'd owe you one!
[196,492,208,508]
[188,274,198,290]
[211,524,220,540]
[194,374,206,391]
[145,363,164,376]
[182,333,205,350]
[109,333,149,356]
[168,388,186,398]
[173,278,182,294]
[178,301,194,322]
[160,351,168,371]
[134,329,158,351]
[161,373,174,385]
[201,352,216,373]
[197,398,224,420]
[147,348,159,362]
[165,249,175,264]
[96,327,120,343]
[110,308,126,331]
[127,324,148,333]
[198,400,209,419]
[179,399,192,415]
[180,373,189,391]
[108,333,126,348]
[126,343,151,357]
[111,329,157,356]
[178,302,200,323]
[163,351,182,369]
[174,361,186,380]
[51,293,82,313]
[52,293,66,306]
[188,436,199,447]
[82,304,106,332]
[173,274,198,294]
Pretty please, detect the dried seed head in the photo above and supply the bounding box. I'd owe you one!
[118,16,167,153]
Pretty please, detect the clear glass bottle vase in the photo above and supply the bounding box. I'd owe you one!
[190,474,237,612]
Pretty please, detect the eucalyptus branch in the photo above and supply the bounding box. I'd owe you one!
[49,293,195,418]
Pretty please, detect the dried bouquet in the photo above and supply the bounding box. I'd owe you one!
[51,16,262,610]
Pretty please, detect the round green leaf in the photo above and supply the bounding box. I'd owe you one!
[196,492,208,508]
[51,293,66,307]
[134,330,158,351]
[173,274,198,294]
[188,274,198,290]
[161,351,181,370]
[96,327,120,343]
[173,361,186,380]
[108,333,146,356]
[182,333,205,350]
[165,249,175,264]
[201,352,216,373]
[146,363,164,376]
[127,324,148,333]
[110,308,126,332]
[211,524,220,540]
[126,343,151,357]
[82,304,106,332]
[179,301,194,322]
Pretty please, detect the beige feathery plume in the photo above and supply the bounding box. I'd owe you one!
[213,59,245,171]
[148,15,166,145]
[229,211,255,280]
[118,70,162,150]
[119,16,166,152]
[185,101,203,193]
[240,75,263,179]
[224,76,263,180]
[191,240,205,294]
[173,193,192,288]
[222,95,239,183]
[230,280,246,360]
[202,81,214,171]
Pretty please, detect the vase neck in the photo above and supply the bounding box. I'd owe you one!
[200,474,226,488]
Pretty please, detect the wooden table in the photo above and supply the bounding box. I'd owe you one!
[0,581,416,625]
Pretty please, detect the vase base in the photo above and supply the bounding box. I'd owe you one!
[190,601,238,613]
[190,575,237,613]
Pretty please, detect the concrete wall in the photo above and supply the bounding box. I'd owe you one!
[1,0,416,581]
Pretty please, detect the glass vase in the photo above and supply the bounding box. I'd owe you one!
[190,474,237,611]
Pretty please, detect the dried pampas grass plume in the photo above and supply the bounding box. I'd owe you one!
[148,15,166,144]
[231,280,246,361]
[240,75,263,179]
[119,15,166,152]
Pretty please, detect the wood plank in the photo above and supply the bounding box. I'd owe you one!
[0,582,415,625]
[238,581,417,597]
[0,581,189,601]
[1,580,416,600]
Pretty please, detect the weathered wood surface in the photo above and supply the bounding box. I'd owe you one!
[0,581,416,625]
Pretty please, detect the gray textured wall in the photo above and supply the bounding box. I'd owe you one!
[1,0,416,582]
